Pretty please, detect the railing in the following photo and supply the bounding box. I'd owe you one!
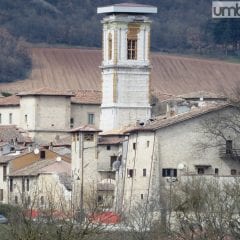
[219,148,240,161]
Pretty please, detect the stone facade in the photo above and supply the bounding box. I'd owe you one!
[99,10,154,131]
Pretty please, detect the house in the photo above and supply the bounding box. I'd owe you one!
[118,103,240,210]
[8,158,72,210]
[0,147,70,204]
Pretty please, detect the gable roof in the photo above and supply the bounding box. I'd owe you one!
[71,90,102,104]
[9,158,71,176]
[0,125,32,143]
[125,103,231,133]
[0,47,240,98]
[0,95,20,106]
[17,87,74,96]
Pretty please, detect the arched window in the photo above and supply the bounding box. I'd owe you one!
[108,33,113,60]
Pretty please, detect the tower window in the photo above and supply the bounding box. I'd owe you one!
[108,33,112,60]
[143,168,147,177]
[88,113,94,125]
[70,118,74,128]
[127,39,137,60]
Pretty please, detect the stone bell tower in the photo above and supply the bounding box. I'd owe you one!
[97,3,157,131]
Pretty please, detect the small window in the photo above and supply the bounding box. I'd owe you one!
[98,195,103,203]
[140,194,144,200]
[127,39,137,60]
[143,168,147,177]
[27,178,30,192]
[147,141,150,148]
[9,113,12,124]
[162,168,177,177]
[84,133,94,141]
[197,168,205,175]
[215,168,219,175]
[24,114,28,124]
[3,165,7,181]
[22,178,25,192]
[127,169,134,178]
[10,178,13,192]
[88,113,94,125]
[133,143,136,150]
[0,113,2,124]
[0,189,3,201]
[15,196,18,204]
[107,145,111,151]
[40,196,44,205]
[226,140,233,154]
[40,150,45,159]
[231,169,237,175]
[70,118,74,128]
[27,196,31,205]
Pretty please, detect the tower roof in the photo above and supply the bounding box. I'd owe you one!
[97,3,157,14]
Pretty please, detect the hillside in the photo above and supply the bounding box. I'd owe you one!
[0,0,240,84]
[0,0,239,54]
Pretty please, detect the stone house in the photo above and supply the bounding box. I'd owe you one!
[8,158,72,210]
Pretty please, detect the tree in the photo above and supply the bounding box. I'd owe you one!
[0,28,32,83]
[171,177,240,240]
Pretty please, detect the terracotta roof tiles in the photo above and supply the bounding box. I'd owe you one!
[0,95,20,106]
[17,87,74,96]
[71,90,101,104]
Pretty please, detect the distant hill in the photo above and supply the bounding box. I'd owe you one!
[0,0,240,83]
[0,0,239,55]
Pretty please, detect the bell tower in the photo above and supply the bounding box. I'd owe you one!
[98,3,157,131]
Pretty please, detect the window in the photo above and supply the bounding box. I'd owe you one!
[40,196,44,205]
[162,168,177,177]
[231,169,237,175]
[0,113,1,124]
[10,178,13,192]
[143,168,147,177]
[15,196,18,204]
[127,39,137,60]
[9,113,12,124]
[3,165,7,181]
[84,133,94,141]
[24,114,28,124]
[108,33,112,60]
[110,156,117,169]
[141,194,144,200]
[226,140,233,154]
[133,143,136,150]
[0,189,3,201]
[40,150,45,159]
[107,145,111,150]
[98,195,103,204]
[215,168,219,175]
[127,169,135,178]
[88,113,94,125]
[27,178,29,192]
[147,141,150,147]
[70,118,74,128]
[27,196,31,205]
[22,178,25,192]
[197,167,205,175]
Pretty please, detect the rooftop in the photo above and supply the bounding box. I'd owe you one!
[0,95,20,106]
[71,90,102,105]
[69,124,101,133]
[10,158,71,176]
[125,103,231,133]
[97,3,157,14]
[17,87,74,97]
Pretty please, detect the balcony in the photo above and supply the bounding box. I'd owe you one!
[219,148,240,161]
[97,162,114,172]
